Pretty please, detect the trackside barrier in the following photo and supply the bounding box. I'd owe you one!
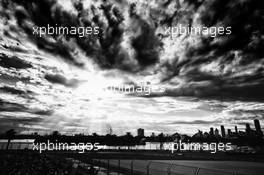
[148,162,171,175]
[91,159,246,175]
[194,167,234,175]
[169,163,197,175]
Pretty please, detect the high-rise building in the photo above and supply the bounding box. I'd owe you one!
[215,128,220,136]
[209,127,214,136]
[137,128,144,137]
[254,119,263,136]
[235,126,238,134]
[227,129,232,137]
[246,123,251,135]
[221,125,226,138]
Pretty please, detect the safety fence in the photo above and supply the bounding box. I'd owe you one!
[88,159,246,175]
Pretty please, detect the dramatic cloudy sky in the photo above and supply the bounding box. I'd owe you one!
[0,0,263,135]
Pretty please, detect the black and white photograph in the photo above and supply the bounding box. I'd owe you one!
[0,0,264,174]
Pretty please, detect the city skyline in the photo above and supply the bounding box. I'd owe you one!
[2,119,263,139]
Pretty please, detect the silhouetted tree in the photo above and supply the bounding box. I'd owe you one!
[158,133,165,150]
[5,129,16,150]
[52,131,60,137]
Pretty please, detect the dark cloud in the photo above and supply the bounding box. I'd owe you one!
[0,99,53,116]
[0,73,31,87]
[0,115,43,125]
[230,110,264,118]
[6,0,83,66]
[0,99,28,112]
[2,0,164,71]
[0,53,32,69]
[130,17,161,67]
[162,0,264,100]
[32,110,53,116]
[0,86,33,96]
[162,119,220,125]
[197,103,227,112]
[44,74,79,87]
[164,68,264,101]
[1,0,264,102]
